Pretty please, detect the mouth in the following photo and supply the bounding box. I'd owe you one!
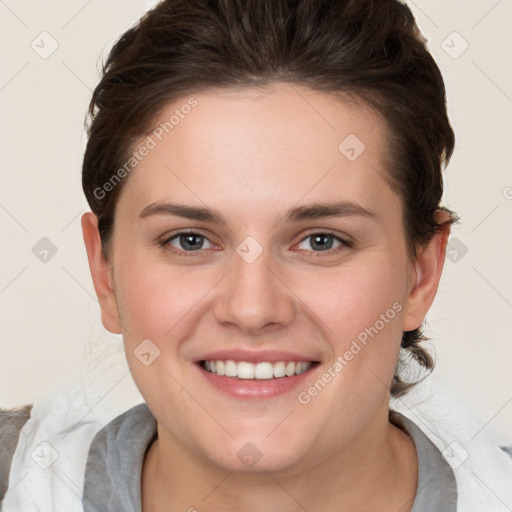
[194,356,321,400]
[199,359,320,379]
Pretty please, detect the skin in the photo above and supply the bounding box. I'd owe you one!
[82,82,450,511]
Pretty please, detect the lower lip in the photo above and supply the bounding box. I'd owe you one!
[196,363,320,400]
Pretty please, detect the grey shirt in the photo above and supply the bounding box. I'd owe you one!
[80,403,458,511]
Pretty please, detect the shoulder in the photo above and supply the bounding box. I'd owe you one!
[0,405,33,504]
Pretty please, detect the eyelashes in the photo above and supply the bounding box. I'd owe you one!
[159,230,353,258]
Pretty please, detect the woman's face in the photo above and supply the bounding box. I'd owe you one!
[88,83,434,474]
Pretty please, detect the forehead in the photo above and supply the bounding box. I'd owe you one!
[118,83,399,221]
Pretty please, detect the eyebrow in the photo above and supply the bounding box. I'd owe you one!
[138,200,376,224]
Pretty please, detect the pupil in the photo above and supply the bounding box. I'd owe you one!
[181,234,202,250]
[312,234,332,251]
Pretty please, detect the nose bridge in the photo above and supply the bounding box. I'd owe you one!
[213,236,295,333]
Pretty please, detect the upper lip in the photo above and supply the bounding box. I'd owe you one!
[194,349,320,364]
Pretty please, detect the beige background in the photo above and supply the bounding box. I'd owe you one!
[1,0,511,444]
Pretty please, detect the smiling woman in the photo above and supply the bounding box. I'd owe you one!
[1,1,512,511]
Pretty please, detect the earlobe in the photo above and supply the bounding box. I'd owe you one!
[402,211,452,332]
[81,212,123,334]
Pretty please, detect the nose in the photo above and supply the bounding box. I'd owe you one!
[213,244,296,335]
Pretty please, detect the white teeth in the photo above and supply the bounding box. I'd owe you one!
[254,362,273,379]
[216,360,225,376]
[273,361,286,378]
[225,360,238,377]
[296,362,309,374]
[237,361,255,379]
[202,359,313,379]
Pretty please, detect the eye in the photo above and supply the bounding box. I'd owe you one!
[160,230,351,257]
[295,232,351,254]
[162,231,215,255]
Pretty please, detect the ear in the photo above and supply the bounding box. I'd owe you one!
[81,212,123,334]
[402,210,452,332]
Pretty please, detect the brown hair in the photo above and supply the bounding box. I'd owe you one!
[82,0,456,397]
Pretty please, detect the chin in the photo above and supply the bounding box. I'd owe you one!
[199,434,312,475]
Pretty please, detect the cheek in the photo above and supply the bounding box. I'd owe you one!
[114,256,209,340]
[298,257,408,344]
[113,260,207,410]
[295,255,408,399]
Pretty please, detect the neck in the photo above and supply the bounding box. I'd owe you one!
[141,409,418,512]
